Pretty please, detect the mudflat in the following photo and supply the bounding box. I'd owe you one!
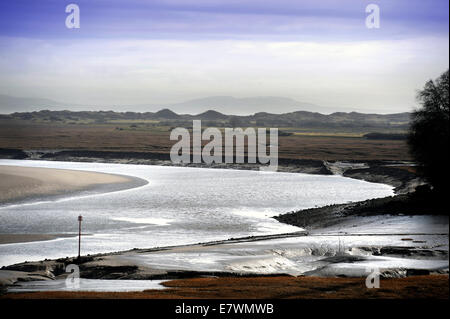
[0,234,77,245]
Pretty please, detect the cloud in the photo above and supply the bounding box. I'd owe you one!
[0,0,447,40]
[0,1,448,112]
[0,36,447,111]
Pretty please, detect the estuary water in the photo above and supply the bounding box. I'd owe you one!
[0,160,394,266]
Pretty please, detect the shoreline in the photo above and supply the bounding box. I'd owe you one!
[1,154,445,298]
[0,148,421,193]
[274,186,448,230]
[0,211,447,295]
[0,231,309,288]
[1,222,447,285]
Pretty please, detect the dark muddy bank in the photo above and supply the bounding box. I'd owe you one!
[275,186,448,230]
[0,231,307,289]
[1,148,420,193]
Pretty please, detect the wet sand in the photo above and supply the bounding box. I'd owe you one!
[0,234,77,245]
[0,165,148,245]
[0,165,147,204]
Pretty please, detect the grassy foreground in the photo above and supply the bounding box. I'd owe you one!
[2,275,448,299]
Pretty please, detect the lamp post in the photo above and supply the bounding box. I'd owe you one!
[78,215,83,259]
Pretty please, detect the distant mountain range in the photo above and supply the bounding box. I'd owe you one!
[1,94,350,115]
[0,94,73,113]
[0,94,411,129]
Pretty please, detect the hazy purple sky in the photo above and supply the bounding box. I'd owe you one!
[0,0,448,113]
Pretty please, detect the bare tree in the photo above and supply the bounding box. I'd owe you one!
[408,70,449,194]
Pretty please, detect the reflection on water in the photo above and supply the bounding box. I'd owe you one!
[0,160,394,266]
[8,278,166,292]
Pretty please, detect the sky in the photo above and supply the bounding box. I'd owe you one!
[0,0,448,114]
